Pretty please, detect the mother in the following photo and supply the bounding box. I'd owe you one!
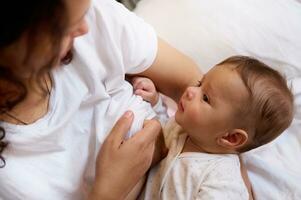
[0,0,200,199]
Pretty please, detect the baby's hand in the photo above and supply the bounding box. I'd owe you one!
[132,77,159,106]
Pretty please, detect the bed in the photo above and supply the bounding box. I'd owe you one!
[133,0,301,199]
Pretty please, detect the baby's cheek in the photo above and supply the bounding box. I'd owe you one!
[188,109,202,125]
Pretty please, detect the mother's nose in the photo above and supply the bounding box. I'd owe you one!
[73,19,89,38]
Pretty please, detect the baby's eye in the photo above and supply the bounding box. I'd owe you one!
[203,94,210,103]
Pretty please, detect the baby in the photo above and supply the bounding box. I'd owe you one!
[133,56,294,199]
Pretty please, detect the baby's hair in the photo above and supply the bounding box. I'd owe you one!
[218,56,294,152]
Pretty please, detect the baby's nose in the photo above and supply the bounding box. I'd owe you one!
[185,87,196,100]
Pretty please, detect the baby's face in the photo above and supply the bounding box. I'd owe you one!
[175,64,249,150]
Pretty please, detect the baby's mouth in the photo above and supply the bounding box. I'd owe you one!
[178,99,184,112]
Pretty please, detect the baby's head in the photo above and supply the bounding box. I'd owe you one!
[175,56,294,153]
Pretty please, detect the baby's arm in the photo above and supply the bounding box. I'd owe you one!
[131,78,169,165]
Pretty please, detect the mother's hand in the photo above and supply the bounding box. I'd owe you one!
[88,111,161,200]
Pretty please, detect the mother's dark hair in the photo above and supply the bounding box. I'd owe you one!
[0,0,71,167]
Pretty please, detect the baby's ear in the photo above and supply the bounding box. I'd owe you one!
[216,129,248,150]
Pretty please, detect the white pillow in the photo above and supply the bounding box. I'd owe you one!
[135,0,301,79]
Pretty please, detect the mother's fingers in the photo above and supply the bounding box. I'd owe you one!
[106,111,134,148]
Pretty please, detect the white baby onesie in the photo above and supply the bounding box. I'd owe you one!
[142,119,249,200]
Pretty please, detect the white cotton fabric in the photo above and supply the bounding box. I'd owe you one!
[152,94,169,125]
[142,120,249,200]
[135,0,301,78]
[0,0,157,200]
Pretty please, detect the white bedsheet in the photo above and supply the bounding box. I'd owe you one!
[134,0,301,199]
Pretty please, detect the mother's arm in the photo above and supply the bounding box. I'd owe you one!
[137,38,202,102]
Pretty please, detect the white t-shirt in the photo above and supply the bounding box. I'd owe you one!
[142,120,249,200]
[0,0,157,200]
